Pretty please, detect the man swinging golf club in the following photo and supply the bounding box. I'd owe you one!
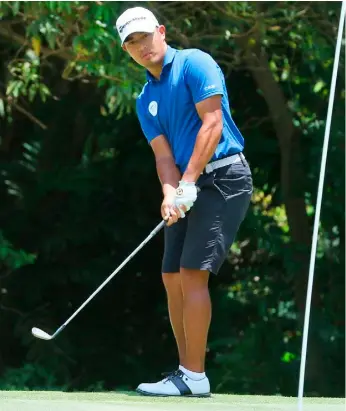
[116,7,253,397]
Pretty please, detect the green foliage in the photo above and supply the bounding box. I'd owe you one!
[0,364,67,391]
[0,232,36,270]
[6,54,50,103]
[0,1,144,118]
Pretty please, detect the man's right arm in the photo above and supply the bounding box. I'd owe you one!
[136,98,179,192]
[136,98,181,223]
[150,135,181,197]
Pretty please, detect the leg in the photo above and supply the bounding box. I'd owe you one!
[161,217,188,366]
[137,269,211,397]
[162,273,186,367]
[180,268,211,373]
[179,159,252,374]
[136,227,212,397]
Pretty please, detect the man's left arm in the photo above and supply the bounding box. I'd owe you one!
[182,51,225,182]
[182,95,223,182]
[174,51,225,215]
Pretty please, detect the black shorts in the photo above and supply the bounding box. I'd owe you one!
[162,154,253,275]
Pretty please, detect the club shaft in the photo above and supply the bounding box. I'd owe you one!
[52,324,66,339]
[53,220,165,336]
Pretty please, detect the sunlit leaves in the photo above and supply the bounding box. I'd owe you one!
[313,80,326,93]
[0,1,138,118]
[0,232,36,269]
[0,99,5,117]
[6,58,51,103]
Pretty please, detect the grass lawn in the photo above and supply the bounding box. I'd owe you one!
[0,391,344,411]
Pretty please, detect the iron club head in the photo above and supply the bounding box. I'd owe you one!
[32,327,53,341]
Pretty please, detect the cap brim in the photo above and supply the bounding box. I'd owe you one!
[121,21,157,45]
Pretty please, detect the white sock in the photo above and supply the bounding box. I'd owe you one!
[179,365,206,381]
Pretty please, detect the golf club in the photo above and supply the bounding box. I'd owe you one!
[32,220,165,341]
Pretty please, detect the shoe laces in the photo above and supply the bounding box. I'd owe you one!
[161,369,184,384]
[161,370,176,378]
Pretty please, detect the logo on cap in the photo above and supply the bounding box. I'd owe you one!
[119,16,146,33]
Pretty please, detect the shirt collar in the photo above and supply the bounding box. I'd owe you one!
[146,46,177,82]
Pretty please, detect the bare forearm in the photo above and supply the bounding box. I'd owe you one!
[182,121,223,182]
[156,156,181,196]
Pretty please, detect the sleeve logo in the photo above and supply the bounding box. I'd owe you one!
[204,84,216,91]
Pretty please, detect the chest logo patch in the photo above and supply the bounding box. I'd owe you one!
[148,101,158,117]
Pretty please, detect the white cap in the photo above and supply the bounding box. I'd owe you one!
[116,7,159,45]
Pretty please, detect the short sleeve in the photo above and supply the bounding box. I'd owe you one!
[136,99,162,143]
[184,51,224,104]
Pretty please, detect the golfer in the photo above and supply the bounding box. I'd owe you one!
[116,7,253,397]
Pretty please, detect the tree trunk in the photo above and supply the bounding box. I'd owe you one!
[242,38,325,392]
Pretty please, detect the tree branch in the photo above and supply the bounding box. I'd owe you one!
[0,303,24,317]
[0,25,73,61]
[0,91,47,130]
[211,2,254,23]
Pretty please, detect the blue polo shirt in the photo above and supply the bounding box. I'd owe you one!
[136,46,244,173]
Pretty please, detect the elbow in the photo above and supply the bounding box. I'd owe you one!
[155,155,175,168]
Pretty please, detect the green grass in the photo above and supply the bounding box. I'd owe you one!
[0,391,344,411]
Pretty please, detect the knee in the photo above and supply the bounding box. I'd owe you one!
[180,268,209,294]
[162,272,182,294]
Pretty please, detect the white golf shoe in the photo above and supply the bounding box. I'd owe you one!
[136,369,211,397]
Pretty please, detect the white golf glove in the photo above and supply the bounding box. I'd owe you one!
[174,181,198,218]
